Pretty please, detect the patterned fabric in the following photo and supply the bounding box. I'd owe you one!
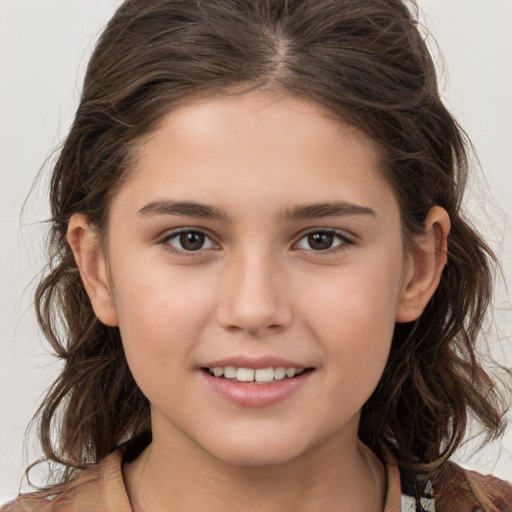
[2,449,511,511]
[401,493,435,512]
[400,475,435,512]
[433,461,512,512]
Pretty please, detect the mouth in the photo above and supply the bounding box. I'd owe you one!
[203,366,313,384]
[201,361,314,407]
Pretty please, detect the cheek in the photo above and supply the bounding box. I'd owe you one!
[300,257,403,386]
[110,258,217,371]
[316,289,395,370]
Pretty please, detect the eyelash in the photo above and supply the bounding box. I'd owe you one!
[294,229,354,255]
[160,229,219,258]
[159,228,354,257]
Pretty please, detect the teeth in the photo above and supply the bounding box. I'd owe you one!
[208,366,305,382]
[254,368,274,382]
[212,367,224,377]
[236,368,255,382]
[274,367,286,380]
[224,366,236,379]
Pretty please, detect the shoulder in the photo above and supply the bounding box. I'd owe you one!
[433,461,512,512]
[1,451,131,512]
[0,469,101,512]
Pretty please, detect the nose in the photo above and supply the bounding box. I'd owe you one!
[215,249,292,336]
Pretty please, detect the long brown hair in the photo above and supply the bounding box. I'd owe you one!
[30,0,508,493]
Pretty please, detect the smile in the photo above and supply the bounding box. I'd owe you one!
[206,366,306,383]
[203,366,314,407]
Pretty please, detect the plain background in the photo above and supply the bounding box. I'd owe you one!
[1,0,511,502]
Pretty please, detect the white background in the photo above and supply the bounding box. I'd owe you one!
[1,0,511,502]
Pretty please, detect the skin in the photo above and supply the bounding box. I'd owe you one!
[68,90,450,512]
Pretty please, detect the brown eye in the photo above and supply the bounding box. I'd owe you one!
[180,232,205,250]
[307,232,334,250]
[164,230,216,252]
[295,230,351,252]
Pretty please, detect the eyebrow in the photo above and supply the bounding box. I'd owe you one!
[282,201,376,220]
[138,200,230,220]
[137,199,376,221]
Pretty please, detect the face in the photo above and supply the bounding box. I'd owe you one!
[83,91,420,467]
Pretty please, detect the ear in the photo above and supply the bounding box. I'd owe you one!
[67,213,119,327]
[396,206,451,323]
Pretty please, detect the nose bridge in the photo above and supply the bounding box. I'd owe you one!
[216,243,291,334]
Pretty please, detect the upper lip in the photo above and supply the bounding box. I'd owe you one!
[202,356,309,370]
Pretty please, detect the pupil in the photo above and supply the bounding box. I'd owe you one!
[308,232,333,250]
[180,232,204,250]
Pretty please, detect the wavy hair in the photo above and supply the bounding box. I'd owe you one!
[29,0,508,497]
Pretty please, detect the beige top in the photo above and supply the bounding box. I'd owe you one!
[2,449,512,511]
[1,449,403,511]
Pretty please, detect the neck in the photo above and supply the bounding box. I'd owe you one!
[123,424,386,512]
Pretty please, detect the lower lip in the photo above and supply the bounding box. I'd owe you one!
[202,370,312,407]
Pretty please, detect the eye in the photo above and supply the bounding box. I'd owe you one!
[163,230,217,252]
[295,230,351,252]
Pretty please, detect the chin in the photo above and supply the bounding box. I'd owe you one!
[210,443,306,468]
[200,429,312,468]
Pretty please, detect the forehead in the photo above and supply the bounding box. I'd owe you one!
[140,90,381,162]
[114,90,396,220]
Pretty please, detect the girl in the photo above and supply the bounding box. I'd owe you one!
[2,0,511,510]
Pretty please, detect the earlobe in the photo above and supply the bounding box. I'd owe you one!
[67,214,119,327]
[396,206,451,323]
